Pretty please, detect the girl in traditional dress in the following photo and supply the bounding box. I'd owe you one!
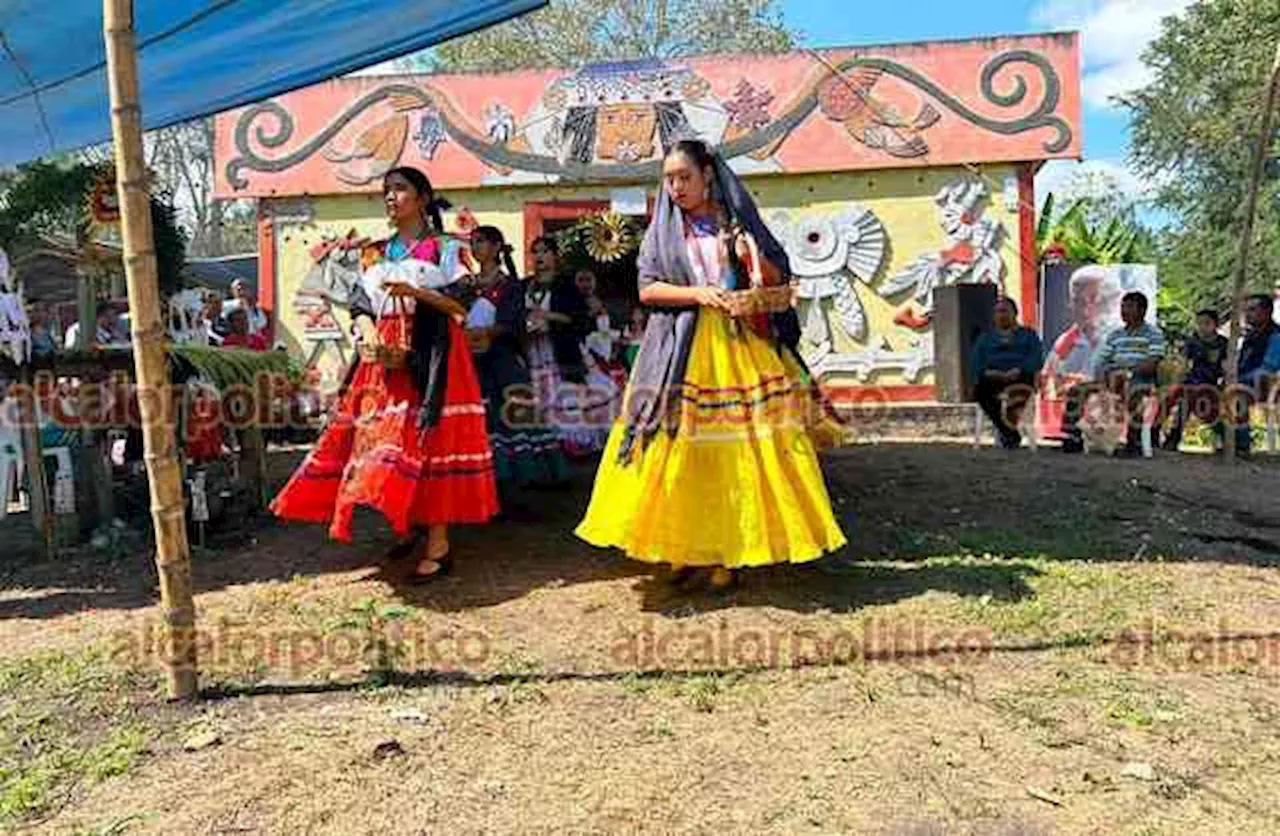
[271,167,499,583]
[574,269,625,451]
[462,225,570,489]
[575,140,847,590]
[523,237,604,457]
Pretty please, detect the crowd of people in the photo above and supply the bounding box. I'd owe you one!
[272,146,847,589]
[971,288,1280,457]
[200,278,272,350]
[24,275,273,356]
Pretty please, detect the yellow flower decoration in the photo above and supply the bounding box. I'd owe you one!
[583,212,635,263]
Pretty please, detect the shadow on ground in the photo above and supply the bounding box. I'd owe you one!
[2,444,1277,623]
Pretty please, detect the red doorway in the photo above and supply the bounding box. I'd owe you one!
[523,198,652,323]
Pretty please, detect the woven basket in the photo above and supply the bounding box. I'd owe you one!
[362,294,412,369]
[378,343,410,370]
[724,285,794,318]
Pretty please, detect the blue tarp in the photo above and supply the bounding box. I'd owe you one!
[0,0,545,167]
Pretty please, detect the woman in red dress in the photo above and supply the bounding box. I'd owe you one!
[271,166,498,582]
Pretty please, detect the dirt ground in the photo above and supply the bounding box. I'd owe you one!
[3,444,1280,834]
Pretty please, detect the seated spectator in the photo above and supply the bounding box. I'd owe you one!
[221,308,268,351]
[28,305,56,357]
[1232,294,1280,456]
[1163,308,1227,451]
[203,291,228,346]
[970,297,1043,449]
[1061,291,1166,456]
[223,279,269,337]
[64,301,128,350]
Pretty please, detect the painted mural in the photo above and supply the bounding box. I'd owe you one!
[880,177,1010,329]
[215,34,1080,197]
[261,166,1025,392]
[762,177,1003,384]
[769,204,886,348]
[767,202,936,382]
[763,175,1010,383]
[296,231,366,346]
[225,32,1076,397]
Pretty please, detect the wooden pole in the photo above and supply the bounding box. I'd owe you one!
[16,367,54,560]
[103,0,198,700]
[1224,41,1280,464]
[74,232,95,353]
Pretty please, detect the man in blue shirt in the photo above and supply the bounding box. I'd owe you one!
[1061,291,1166,455]
[1232,294,1280,455]
[1163,308,1227,451]
[971,297,1044,449]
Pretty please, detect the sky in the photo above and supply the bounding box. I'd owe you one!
[781,0,1194,207]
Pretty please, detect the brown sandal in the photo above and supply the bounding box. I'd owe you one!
[709,567,737,590]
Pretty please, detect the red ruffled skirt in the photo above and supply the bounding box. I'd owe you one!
[270,315,498,542]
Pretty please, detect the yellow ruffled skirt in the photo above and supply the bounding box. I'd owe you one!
[574,309,847,568]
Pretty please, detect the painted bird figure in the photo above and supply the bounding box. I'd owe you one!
[878,179,1008,329]
[816,67,940,159]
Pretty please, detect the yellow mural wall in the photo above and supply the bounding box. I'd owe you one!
[271,163,1021,392]
[750,163,1023,390]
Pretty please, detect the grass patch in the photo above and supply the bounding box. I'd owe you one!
[924,557,1175,644]
[682,674,724,713]
[0,650,160,827]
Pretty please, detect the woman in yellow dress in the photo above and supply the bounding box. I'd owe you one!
[574,139,847,589]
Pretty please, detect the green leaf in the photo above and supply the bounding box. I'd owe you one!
[1036,192,1056,246]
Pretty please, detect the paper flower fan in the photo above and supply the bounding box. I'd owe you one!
[584,212,635,263]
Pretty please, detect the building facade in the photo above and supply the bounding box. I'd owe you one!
[214,32,1081,397]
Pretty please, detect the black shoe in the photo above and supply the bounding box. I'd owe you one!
[1061,437,1084,454]
[666,566,698,589]
[998,431,1022,450]
[407,553,453,585]
[384,534,422,563]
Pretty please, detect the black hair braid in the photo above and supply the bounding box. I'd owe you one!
[426,196,450,234]
[500,244,519,281]
[474,225,520,279]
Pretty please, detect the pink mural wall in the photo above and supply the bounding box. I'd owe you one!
[213,32,1081,198]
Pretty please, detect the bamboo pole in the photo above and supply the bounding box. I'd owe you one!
[103,0,198,700]
[1223,41,1280,464]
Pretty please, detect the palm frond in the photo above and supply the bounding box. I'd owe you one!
[1035,193,1056,245]
[168,345,302,390]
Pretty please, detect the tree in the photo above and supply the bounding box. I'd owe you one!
[1044,166,1152,233]
[1037,192,1156,266]
[148,120,257,257]
[0,159,99,250]
[398,0,796,74]
[80,119,257,257]
[1121,0,1280,317]
[1154,224,1240,334]
[0,159,187,299]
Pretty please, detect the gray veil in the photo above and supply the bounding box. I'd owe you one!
[617,147,802,463]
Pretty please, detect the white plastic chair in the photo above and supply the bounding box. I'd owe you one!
[43,447,75,514]
[1266,383,1278,454]
[0,401,21,520]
